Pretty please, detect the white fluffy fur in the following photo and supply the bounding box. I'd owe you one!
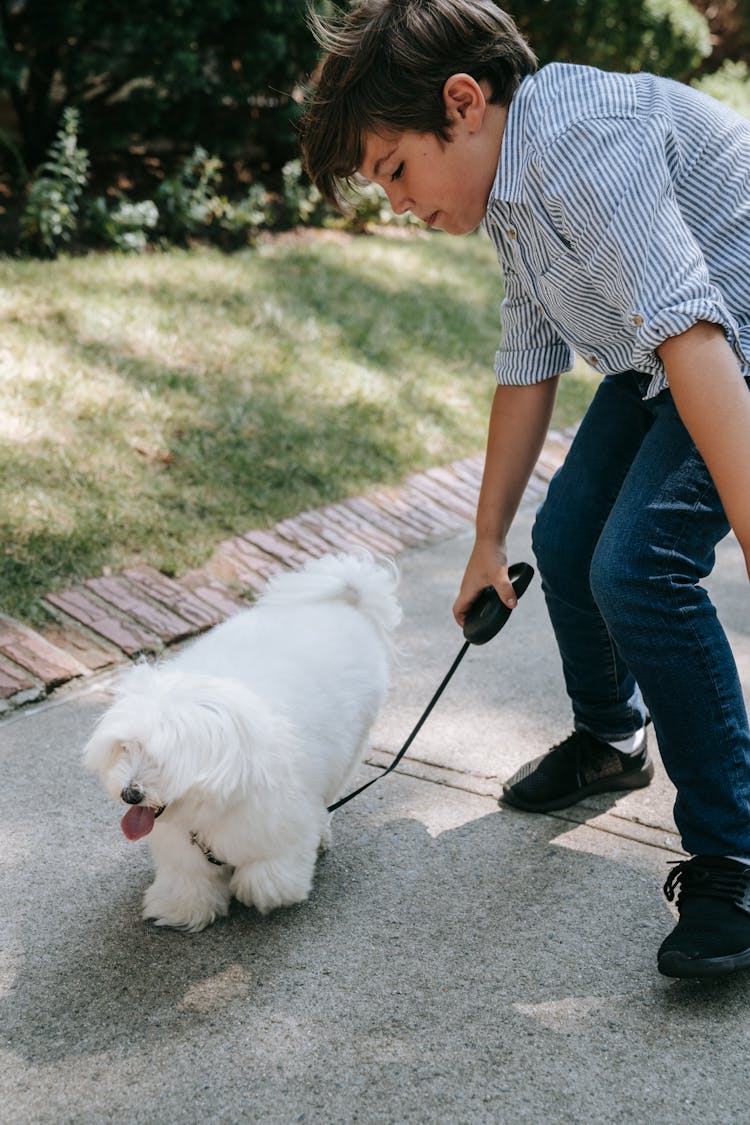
[84,552,401,932]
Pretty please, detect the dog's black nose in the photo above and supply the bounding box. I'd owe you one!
[121,784,144,805]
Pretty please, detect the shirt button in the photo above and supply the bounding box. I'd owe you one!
[631,313,644,326]
[589,356,599,366]
[536,304,544,314]
[507,227,517,239]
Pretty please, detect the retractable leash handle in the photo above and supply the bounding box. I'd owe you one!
[461,562,535,645]
[327,561,535,813]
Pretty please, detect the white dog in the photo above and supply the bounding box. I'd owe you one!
[84,552,401,932]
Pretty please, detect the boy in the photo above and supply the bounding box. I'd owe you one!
[301,0,750,979]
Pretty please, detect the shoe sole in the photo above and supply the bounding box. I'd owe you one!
[500,759,654,813]
[658,946,750,979]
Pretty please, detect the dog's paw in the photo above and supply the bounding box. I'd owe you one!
[142,879,230,932]
[230,855,315,915]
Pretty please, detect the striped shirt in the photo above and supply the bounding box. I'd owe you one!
[483,63,750,397]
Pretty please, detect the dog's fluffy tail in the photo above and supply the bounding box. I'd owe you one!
[257,551,402,638]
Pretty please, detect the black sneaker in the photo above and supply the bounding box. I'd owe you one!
[500,729,653,812]
[658,856,750,978]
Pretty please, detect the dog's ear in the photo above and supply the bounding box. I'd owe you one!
[83,728,127,774]
[178,684,297,799]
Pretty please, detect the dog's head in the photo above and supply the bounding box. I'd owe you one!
[84,663,291,840]
[84,727,171,841]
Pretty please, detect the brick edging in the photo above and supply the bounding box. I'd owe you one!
[0,429,575,715]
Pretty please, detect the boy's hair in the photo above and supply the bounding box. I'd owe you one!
[301,0,537,209]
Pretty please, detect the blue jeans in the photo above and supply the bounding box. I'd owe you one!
[531,370,750,856]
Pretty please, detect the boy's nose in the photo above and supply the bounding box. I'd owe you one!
[385,184,412,216]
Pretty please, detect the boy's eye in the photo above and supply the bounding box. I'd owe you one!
[390,162,404,182]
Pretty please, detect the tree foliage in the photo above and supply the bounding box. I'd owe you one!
[0,0,740,202]
[0,0,321,172]
[510,0,712,78]
[691,0,750,73]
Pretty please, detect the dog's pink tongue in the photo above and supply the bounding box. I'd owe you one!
[121,805,156,841]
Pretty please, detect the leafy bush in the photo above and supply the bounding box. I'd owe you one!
[20,108,89,257]
[692,59,750,118]
[690,0,750,77]
[639,0,712,75]
[0,1,321,173]
[212,185,270,246]
[12,26,745,262]
[337,180,421,232]
[155,146,224,244]
[277,159,329,228]
[511,0,711,78]
[155,149,275,246]
[87,196,160,252]
[274,161,420,233]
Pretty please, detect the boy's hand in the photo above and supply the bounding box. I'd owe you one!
[453,539,518,626]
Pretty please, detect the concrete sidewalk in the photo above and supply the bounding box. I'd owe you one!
[3,506,750,1124]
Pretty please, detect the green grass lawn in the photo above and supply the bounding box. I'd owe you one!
[0,230,597,624]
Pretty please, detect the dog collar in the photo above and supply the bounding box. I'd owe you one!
[189,831,225,866]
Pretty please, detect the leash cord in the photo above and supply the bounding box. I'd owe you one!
[327,639,471,813]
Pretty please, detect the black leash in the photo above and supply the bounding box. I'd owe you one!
[327,639,471,812]
[327,562,534,813]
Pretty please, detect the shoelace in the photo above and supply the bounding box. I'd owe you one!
[549,731,584,756]
[664,858,750,911]
[552,730,621,777]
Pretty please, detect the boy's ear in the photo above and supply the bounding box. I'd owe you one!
[442,73,487,132]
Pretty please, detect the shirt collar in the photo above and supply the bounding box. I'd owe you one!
[487,72,538,206]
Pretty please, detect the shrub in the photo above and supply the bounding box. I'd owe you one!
[277,159,329,228]
[692,59,750,118]
[155,146,224,244]
[337,181,421,232]
[20,107,89,257]
[639,0,712,75]
[212,185,270,246]
[87,196,160,252]
[512,0,711,79]
[0,0,321,173]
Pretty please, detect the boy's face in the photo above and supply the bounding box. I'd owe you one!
[357,76,505,236]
